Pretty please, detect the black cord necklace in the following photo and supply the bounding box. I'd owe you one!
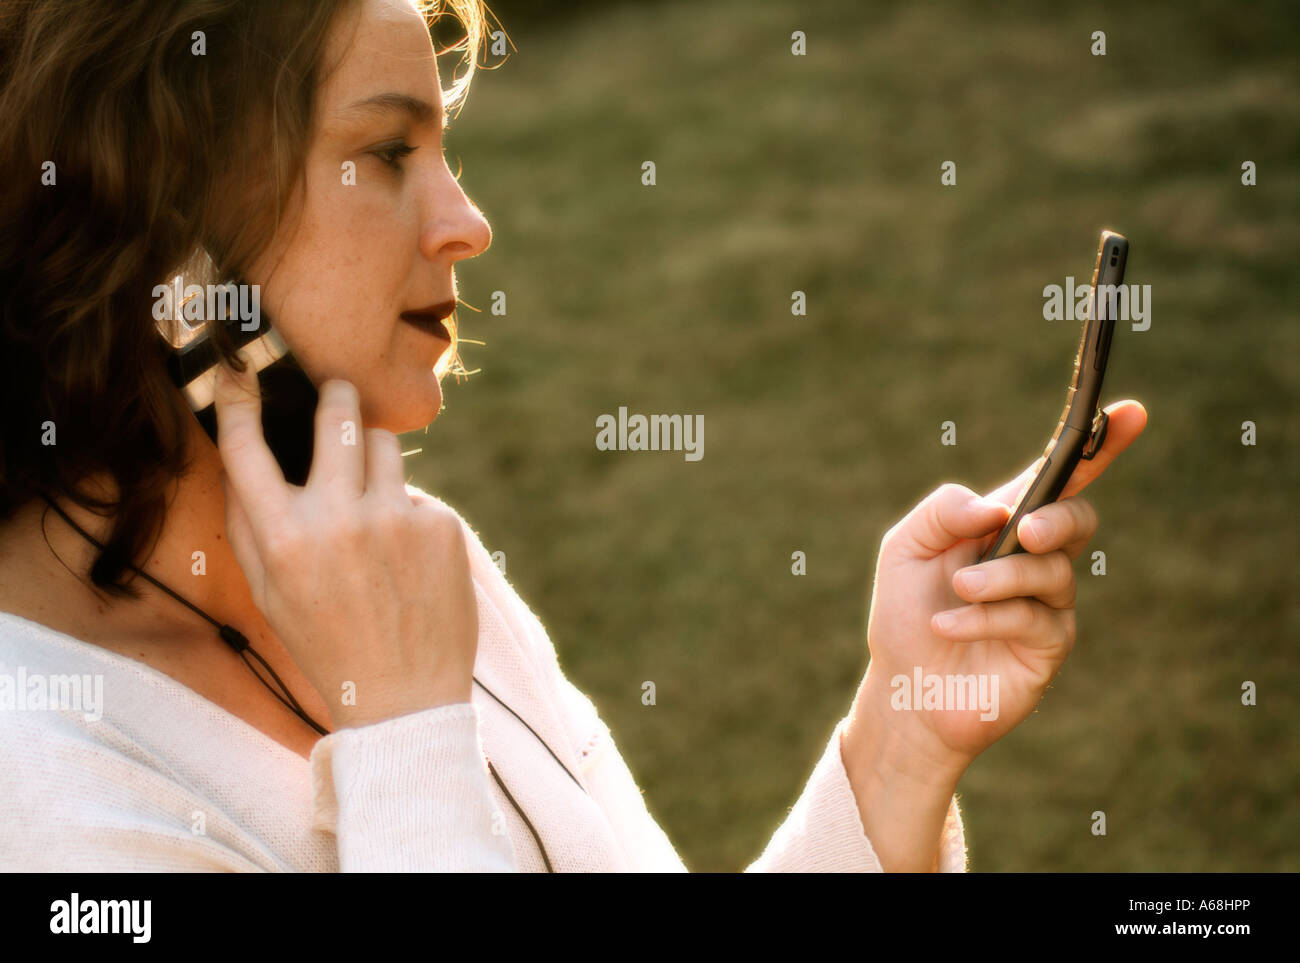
[36,490,582,872]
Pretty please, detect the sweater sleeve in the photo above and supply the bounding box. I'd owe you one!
[308,702,518,872]
[744,716,967,872]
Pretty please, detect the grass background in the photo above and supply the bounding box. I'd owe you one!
[409,0,1299,870]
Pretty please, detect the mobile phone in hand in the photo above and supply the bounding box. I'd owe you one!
[157,277,318,485]
[979,230,1128,562]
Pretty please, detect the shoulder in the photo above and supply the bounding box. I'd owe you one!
[0,611,202,797]
[0,612,143,778]
[0,624,137,864]
[0,613,271,870]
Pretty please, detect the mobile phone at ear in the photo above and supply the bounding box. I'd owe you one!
[978,230,1128,562]
[158,285,319,485]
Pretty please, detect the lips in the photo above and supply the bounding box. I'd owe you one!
[400,300,456,340]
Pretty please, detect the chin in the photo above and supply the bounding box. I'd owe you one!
[364,370,444,433]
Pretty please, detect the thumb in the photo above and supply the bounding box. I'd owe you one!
[892,484,1010,558]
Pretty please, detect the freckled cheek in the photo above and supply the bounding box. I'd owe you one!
[269,256,390,380]
[308,184,410,293]
[263,172,406,371]
[303,156,398,232]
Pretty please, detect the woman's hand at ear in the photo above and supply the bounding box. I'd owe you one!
[841,400,1147,871]
[213,362,479,730]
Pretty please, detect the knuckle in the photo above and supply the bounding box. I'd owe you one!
[1076,496,1099,534]
[1016,596,1041,632]
[1057,496,1095,538]
[442,518,471,557]
[1061,607,1078,647]
[217,425,253,459]
[441,512,470,548]
[936,482,970,504]
[415,502,466,542]
[365,427,398,454]
[1051,550,1075,585]
[367,502,411,540]
[1010,553,1035,589]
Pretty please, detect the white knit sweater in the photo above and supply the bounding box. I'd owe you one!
[0,489,967,872]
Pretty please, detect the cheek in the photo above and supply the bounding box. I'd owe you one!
[259,177,411,381]
[266,265,384,387]
[266,271,441,432]
[247,175,439,431]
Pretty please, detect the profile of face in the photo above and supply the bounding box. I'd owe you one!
[245,0,492,433]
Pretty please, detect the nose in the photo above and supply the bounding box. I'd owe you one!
[417,159,492,264]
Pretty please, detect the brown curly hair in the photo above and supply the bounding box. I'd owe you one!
[0,0,494,597]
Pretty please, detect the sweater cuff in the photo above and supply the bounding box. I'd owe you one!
[746,716,882,871]
[832,722,967,873]
[831,717,968,873]
[936,787,968,873]
[747,716,968,872]
[310,703,516,872]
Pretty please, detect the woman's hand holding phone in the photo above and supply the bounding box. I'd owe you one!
[841,399,1147,871]
[212,361,479,730]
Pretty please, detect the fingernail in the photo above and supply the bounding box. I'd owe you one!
[935,612,956,631]
[958,569,986,593]
[1029,515,1053,543]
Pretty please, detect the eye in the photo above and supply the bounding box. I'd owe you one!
[371,141,417,170]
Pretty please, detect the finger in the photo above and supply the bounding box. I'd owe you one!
[363,428,407,504]
[1057,400,1148,500]
[1016,495,1099,560]
[889,484,1011,557]
[981,400,1148,509]
[952,549,1076,610]
[212,359,291,535]
[308,380,366,500]
[931,596,1073,651]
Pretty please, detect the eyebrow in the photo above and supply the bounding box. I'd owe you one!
[341,92,448,129]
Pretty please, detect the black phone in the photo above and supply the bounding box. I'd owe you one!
[157,273,319,485]
[978,229,1128,562]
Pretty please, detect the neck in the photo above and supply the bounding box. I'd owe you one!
[2,417,270,646]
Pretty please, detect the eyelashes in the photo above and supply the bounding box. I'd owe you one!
[367,134,452,175]
[371,141,418,170]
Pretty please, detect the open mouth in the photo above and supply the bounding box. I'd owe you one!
[400,313,450,340]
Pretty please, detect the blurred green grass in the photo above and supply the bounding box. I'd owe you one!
[409,0,1300,870]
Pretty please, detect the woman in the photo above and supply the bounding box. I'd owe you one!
[0,0,1146,871]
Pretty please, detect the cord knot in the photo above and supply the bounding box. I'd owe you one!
[218,624,250,653]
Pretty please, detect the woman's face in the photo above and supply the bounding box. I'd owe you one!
[247,0,491,433]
